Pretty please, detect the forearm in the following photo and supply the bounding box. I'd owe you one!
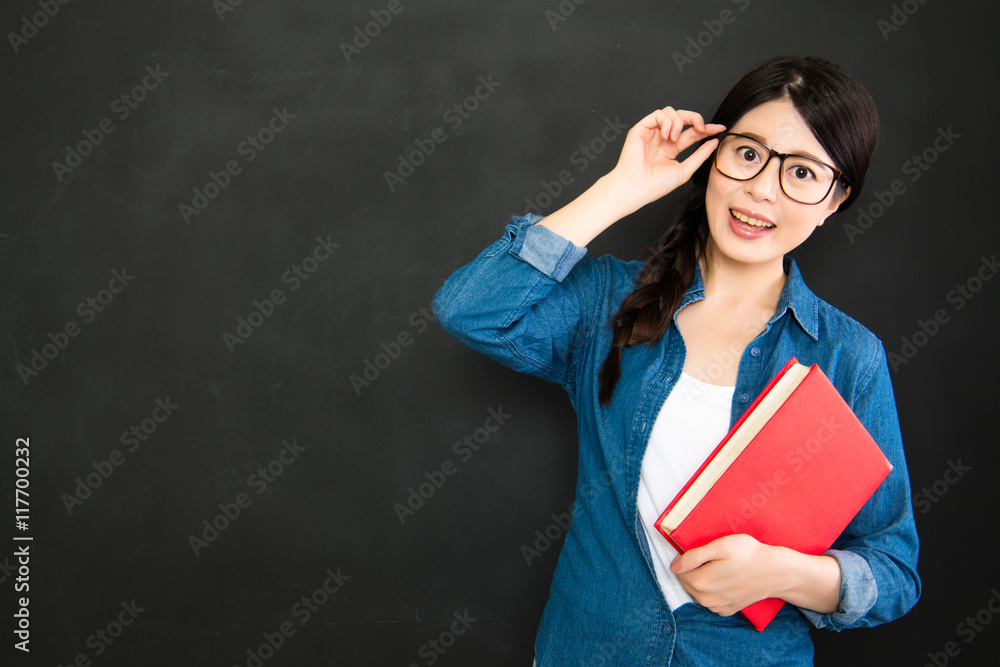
[536,171,647,247]
[772,547,842,614]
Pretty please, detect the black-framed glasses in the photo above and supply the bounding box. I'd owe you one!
[713,132,847,205]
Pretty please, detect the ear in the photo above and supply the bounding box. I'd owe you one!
[818,184,851,226]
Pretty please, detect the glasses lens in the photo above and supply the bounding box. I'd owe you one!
[716,135,767,180]
[780,155,836,204]
[716,134,838,204]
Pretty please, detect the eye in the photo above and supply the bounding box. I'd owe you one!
[736,146,760,163]
[789,164,817,181]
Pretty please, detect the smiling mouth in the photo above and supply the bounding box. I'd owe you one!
[730,209,775,229]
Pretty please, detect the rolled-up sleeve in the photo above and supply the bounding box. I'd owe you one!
[509,215,587,281]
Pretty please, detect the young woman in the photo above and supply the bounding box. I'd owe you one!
[433,55,920,665]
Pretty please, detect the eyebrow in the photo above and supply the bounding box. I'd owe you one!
[738,132,826,162]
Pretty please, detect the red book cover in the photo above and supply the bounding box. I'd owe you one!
[654,358,893,631]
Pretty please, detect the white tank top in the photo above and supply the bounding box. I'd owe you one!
[636,371,736,611]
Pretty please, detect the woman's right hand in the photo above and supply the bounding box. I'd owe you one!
[536,107,725,247]
[609,107,726,209]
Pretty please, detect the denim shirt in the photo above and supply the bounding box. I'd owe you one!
[433,214,920,666]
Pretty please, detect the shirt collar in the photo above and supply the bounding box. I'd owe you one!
[680,256,820,341]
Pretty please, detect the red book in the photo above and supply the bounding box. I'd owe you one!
[654,357,892,631]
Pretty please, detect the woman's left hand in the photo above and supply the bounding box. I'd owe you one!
[669,534,787,617]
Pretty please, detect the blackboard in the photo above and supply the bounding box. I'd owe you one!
[2,0,998,665]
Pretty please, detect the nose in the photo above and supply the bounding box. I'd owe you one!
[744,156,781,203]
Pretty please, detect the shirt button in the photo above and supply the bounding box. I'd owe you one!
[739,393,749,403]
[750,347,761,357]
[663,623,674,636]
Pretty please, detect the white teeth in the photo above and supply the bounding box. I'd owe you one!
[731,209,775,229]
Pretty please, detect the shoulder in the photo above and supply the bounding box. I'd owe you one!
[786,258,888,394]
[788,256,885,353]
[811,292,889,394]
[815,297,883,348]
[564,253,644,305]
[592,253,644,285]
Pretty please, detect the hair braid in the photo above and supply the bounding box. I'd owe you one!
[597,186,707,405]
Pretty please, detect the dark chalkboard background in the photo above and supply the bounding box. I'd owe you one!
[2,1,998,665]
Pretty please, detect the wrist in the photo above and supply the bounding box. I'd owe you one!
[768,546,800,600]
[770,547,842,614]
[601,168,655,215]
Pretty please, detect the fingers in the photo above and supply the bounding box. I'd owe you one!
[633,108,708,139]
[670,542,719,574]
[630,106,724,151]
[670,532,749,574]
[660,107,686,142]
[676,121,727,150]
[669,553,695,575]
[651,107,692,142]
[652,106,725,141]
[677,136,721,181]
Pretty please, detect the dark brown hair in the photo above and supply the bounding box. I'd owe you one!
[597,55,879,405]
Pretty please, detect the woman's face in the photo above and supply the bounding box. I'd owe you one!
[704,97,849,268]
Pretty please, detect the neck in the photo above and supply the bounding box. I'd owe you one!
[699,241,788,312]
